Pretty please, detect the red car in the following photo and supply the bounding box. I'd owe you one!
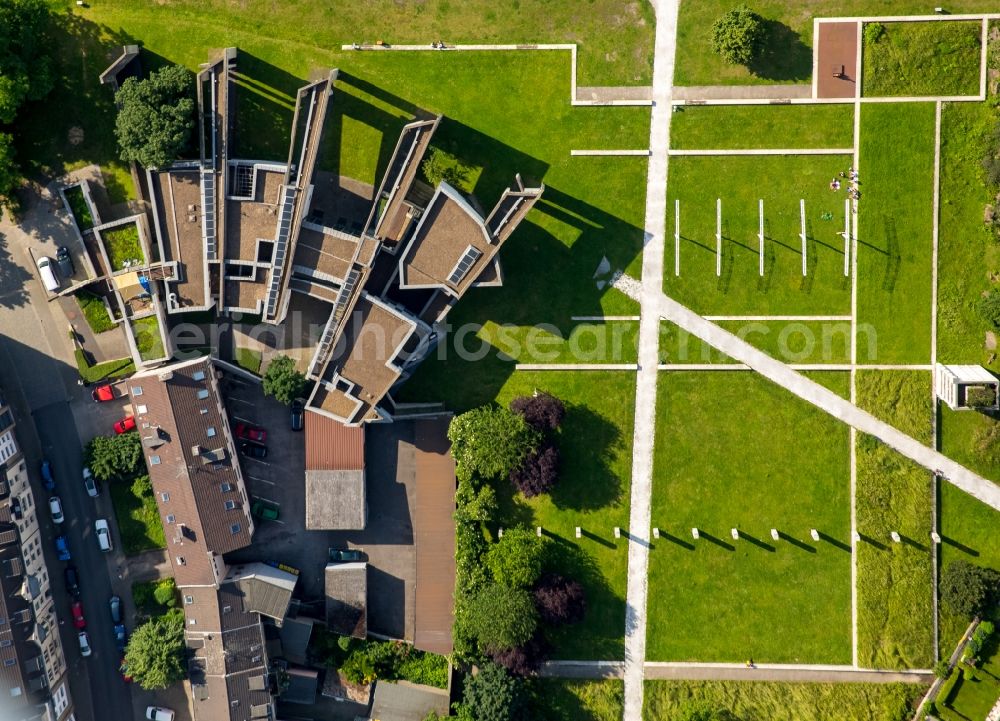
[120,657,133,683]
[71,601,86,629]
[113,416,136,434]
[91,383,117,402]
[235,422,266,444]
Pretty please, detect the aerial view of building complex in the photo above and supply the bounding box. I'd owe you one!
[2,1,1000,720]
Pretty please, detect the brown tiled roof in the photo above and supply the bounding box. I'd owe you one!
[304,410,364,470]
[412,419,456,655]
[130,357,254,587]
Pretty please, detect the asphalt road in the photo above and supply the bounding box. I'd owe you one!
[0,197,133,721]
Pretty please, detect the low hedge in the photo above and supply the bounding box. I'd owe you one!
[76,291,116,334]
[74,349,135,384]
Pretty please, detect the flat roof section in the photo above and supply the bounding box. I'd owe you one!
[293,227,359,282]
[153,170,209,309]
[816,21,859,99]
[368,118,439,243]
[225,168,284,261]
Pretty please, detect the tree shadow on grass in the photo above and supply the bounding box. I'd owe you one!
[549,404,623,512]
[748,20,812,83]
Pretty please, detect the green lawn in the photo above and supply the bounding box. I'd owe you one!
[530,680,624,721]
[491,371,634,659]
[101,223,145,271]
[234,347,262,375]
[663,154,853,316]
[937,101,1000,365]
[74,350,135,384]
[659,319,858,365]
[643,680,926,721]
[857,103,936,365]
[475,321,640,364]
[938,406,1000,647]
[132,316,166,361]
[64,184,95,230]
[938,626,1000,721]
[855,370,935,669]
[647,371,852,663]
[669,105,854,150]
[863,21,982,97]
[76,291,116,333]
[673,0,997,87]
[110,474,166,556]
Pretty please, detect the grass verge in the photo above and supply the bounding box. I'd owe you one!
[642,679,926,721]
[857,102,936,365]
[74,349,135,384]
[647,371,852,663]
[132,316,165,361]
[110,474,166,556]
[863,21,982,97]
[101,223,145,271]
[64,184,94,230]
[76,291,116,334]
[234,347,262,375]
[530,680,623,721]
[855,370,935,669]
[670,104,854,150]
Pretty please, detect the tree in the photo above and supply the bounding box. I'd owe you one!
[84,433,143,482]
[0,0,53,124]
[488,633,550,676]
[711,5,766,66]
[262,354,307,405]
[455,479,498,524]
[486,527,547,589]
[0,133,19,214]
[977,291,1000,330]
[448,406,540,481]
[123,610,186,690]
[941,560,1000,619]
[466,583,537,653]
[114,64,195,169]
[509,443,560,497]
[152,578,177,608]
[421,147,471,189]
[510,392,565,432]
[534,574,586,626]
[456,663,529,721]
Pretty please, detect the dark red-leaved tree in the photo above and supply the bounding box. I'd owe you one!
[489,633,551,676]
[509,444,559,497]
[534,574,586,626]
[510,392,565,432]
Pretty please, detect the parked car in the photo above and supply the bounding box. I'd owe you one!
[40,460,55,492]
[290,399,304,432]
[53,535,71,561]
[55,246,75,278]
[71,601,86,629]
[239,442,267,459]
[48,496,64,524]
[146,707,175,721]
[251,498,279,522]
[95,519,113,552]
[328,548,364,563]
[91,382,117,402]
[113,623,127,652]
[82,468,98,498]
[120,657,133,683]
[64,566,80,598]
[77,631,91,657]
[113,416,136,434]
[235,422,267,444]
[109,595,122,624]
[36,256,59,293]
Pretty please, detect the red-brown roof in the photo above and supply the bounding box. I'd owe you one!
[305,410,364,470]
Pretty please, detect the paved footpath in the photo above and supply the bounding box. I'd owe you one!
[622,0,679,719]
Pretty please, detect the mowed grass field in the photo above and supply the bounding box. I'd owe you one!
[862,21,983,98]
[857,102,936,365]
[854,370,935,669]
[663,153,853,316]
[494,371,636,659]
[647,371,852,663]
[669,104,854,150]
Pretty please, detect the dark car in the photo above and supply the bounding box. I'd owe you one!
[40,460,55,492]
[328,548,364,563]
[54,535,71,561]
[109,595,122,624]
[239,442,267,459]
[113,623,127,652]
[55,246,75,278]
[64,566,80,599]
[290,399,304,432]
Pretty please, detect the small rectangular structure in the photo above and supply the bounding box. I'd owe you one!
[325,562,367,639]
[305,409,366,529]
[369,680,450,721]
[816,21,859,99]
[935,364,1000,411]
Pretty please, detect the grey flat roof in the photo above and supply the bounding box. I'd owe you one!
[305,469,366,529]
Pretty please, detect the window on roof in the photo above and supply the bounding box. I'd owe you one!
[206,427,216,438]
[230,523,241,535]
[136,404,148,415]
[150,455,161,465]
[3,659,14,667]
[165,514,175,524]
[131,386,143,396]
[197,389,209,400]
[224,500,236,511]
[447,245,483,285]
[192,371,206,381]
[161,492,170,502]
[184,595,193,605]
[176,556,186,565]
[220,483,232,493]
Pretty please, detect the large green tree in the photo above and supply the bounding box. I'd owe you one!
[448,406,540,481]
[466,583,537,653]
[455,663,529,721]
[123,610,186,690]
[941,560,1000,619]
[711,5,766,66]
[262,354,308,405]
[84,433,143,482]
[114,64,195,169]
[486,527,546,589]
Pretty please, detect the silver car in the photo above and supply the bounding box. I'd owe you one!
[82,468,98,498]
[49,496,64,524]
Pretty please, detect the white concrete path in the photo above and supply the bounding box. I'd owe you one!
[668,148,854,156]
[653,290,1000,510]
[623,1,679,719]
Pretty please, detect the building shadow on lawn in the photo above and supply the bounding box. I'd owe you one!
[748,20,812,82]
[231,51,304,161]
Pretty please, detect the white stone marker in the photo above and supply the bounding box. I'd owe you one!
[931,532,942,544]
[770,528,779,541]
[731,528,739,540]
[852,530,861,542]
[691,527,700,540]
[536,526,542,537]
[810,529,820,541]
[890,531,901,543]
[652,528,660,539]
[614,527,621,539]
[575,527,582,539]
[498,527,503,538]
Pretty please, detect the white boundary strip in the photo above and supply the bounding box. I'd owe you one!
[339,42,653,106]
[931,100,944,664]
[515,363,639,371]
[981,19,990,99]
[669,148,855,156]
[675,199,681,276]
[800,199,808,276]
[643,661,933,673]
[703,315,852,321]
[571,149,652,156]
[670,95,982,106]
[657,364,934,371]
[570,315,641,321]
[716,199,723,277]
[816,12,1000,23]
[849,58,862,666]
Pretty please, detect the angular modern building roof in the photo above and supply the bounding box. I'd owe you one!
[224,562,298,626]
[368,680,450,721]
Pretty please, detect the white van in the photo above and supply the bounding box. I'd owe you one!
[95,518,113,552]
[36,256,60,293]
